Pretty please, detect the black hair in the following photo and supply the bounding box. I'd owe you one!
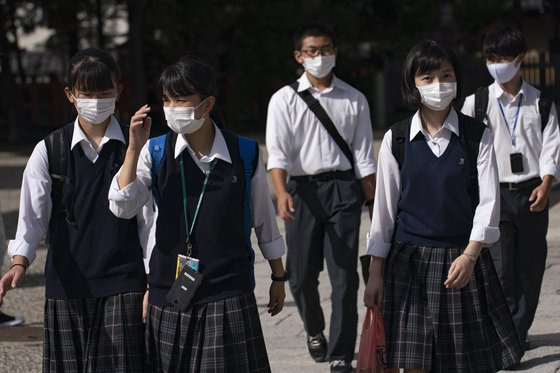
[158,55,225,128]
[401,40,463,109]
[293,22,336,51]
[483,26,527,60]
[66,48,120,93]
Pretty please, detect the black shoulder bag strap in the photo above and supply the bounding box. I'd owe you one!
[474,86,489,123]
[289,82,354,169]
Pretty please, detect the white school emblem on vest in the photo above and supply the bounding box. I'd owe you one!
[459,158,465,165]
[232,176,238,183]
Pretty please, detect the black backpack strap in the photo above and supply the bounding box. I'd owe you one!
[474,86,489,123]
[538,93,553,132]
[44,125,77,235]
[458,112,486,211]
[289,82,354,169]
[390,118,409,170]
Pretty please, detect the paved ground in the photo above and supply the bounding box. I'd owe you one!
[0,139,559,372]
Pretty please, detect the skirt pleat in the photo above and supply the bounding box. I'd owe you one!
[382,242,523,373]
[146,291,270,373]
[43,292,145,373]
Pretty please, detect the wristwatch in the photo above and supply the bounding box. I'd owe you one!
[271,271,289,282]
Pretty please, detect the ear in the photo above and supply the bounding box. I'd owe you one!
[116,83,123,101]
[516,53,525,67]
[294,50,304,65]
[64,87,75,104]
[204,96,216,113]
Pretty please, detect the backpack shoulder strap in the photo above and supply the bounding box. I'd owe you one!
[474,86,489,122]
[149,134,168,208]
[390,118,409,170]
[458,112,486,210]
[44,123,77,232]
[237,135,259,243]
[538,93,553,132]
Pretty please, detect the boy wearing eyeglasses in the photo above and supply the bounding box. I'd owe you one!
[265,22,376,373]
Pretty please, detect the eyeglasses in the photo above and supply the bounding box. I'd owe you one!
[299,46,335,57]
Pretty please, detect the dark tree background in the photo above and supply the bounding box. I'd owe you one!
[0,0,558,143]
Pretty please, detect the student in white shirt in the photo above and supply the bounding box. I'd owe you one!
[461,26,560,352]
[266,22,376,373]
[364,40,522,372]
[0,48,147,372]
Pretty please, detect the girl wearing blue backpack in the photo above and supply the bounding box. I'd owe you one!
[363,40,523,372]
[109,56,286,372]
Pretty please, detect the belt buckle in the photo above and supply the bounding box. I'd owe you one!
[508,182,519,191]
[307,174,320,182]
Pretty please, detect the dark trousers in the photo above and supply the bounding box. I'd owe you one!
[490,184,548,345]
[285,177,362,362]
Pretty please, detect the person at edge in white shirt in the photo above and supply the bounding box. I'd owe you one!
[266,22,376,373]
[364,40,523,372]
[0,48,147,372]
[108,56,286,372]
[461,26,560,353]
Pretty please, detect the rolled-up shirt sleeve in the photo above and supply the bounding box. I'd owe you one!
[251,149,286,260]
[366,130,400,258]
[539,102,560,180]
[108,143,152,219]
[469,128,500,245]
[352,93,377,179]
[265,89,293,172]
[7,141,52,264]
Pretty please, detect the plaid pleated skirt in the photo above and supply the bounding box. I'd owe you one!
[382,241,523,373]
[43,292,145,373]
[146,291,270,373]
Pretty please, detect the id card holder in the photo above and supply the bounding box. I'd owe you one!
[166,264,203,312]
[176,255,201,279]
[510,153,523,173]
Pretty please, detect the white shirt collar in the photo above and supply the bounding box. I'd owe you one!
[70,115,125,150]
[410,108,459,141]
[491,79,527,102]
[174,123,232,164]
[296,72,346,93]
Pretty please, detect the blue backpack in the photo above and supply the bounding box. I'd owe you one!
[148,132,259,242]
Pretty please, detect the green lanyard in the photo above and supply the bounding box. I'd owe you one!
[179,153,216,256]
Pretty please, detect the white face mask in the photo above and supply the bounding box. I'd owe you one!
[486,57,520,84]
[416,82,457,111]
[302,55,336,78]
[72,94,116,124]
[164,99,208,135]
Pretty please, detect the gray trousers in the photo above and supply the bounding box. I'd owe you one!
[490,183,548,345]
[285,176,362,363]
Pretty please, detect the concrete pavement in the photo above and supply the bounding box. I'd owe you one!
[0,141,559,372]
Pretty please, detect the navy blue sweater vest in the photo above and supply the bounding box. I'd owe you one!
[148,130,256,306]
[395,117,477,247]
[46,123,146,299]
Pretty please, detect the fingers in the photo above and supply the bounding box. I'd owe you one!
[11,271,23,288]
[444,265,459,288]
[529,194,546,212]
[142,290,149,323]
[528,187,539,202]
[279,195,295,221]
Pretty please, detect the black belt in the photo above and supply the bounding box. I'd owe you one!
[291,170,354,182]
[500,177,541,191]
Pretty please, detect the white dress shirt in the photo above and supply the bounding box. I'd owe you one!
[108,124,285,265]
[6,116,156,269]
[366,109,501,258]
[266,73,377,179]
[461,80,560,183]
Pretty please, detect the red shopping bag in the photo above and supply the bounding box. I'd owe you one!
[356,305,388,373]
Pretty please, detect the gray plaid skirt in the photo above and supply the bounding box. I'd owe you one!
[146,291,270,373]
[43,292,145,373]
[382,241,523,373]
